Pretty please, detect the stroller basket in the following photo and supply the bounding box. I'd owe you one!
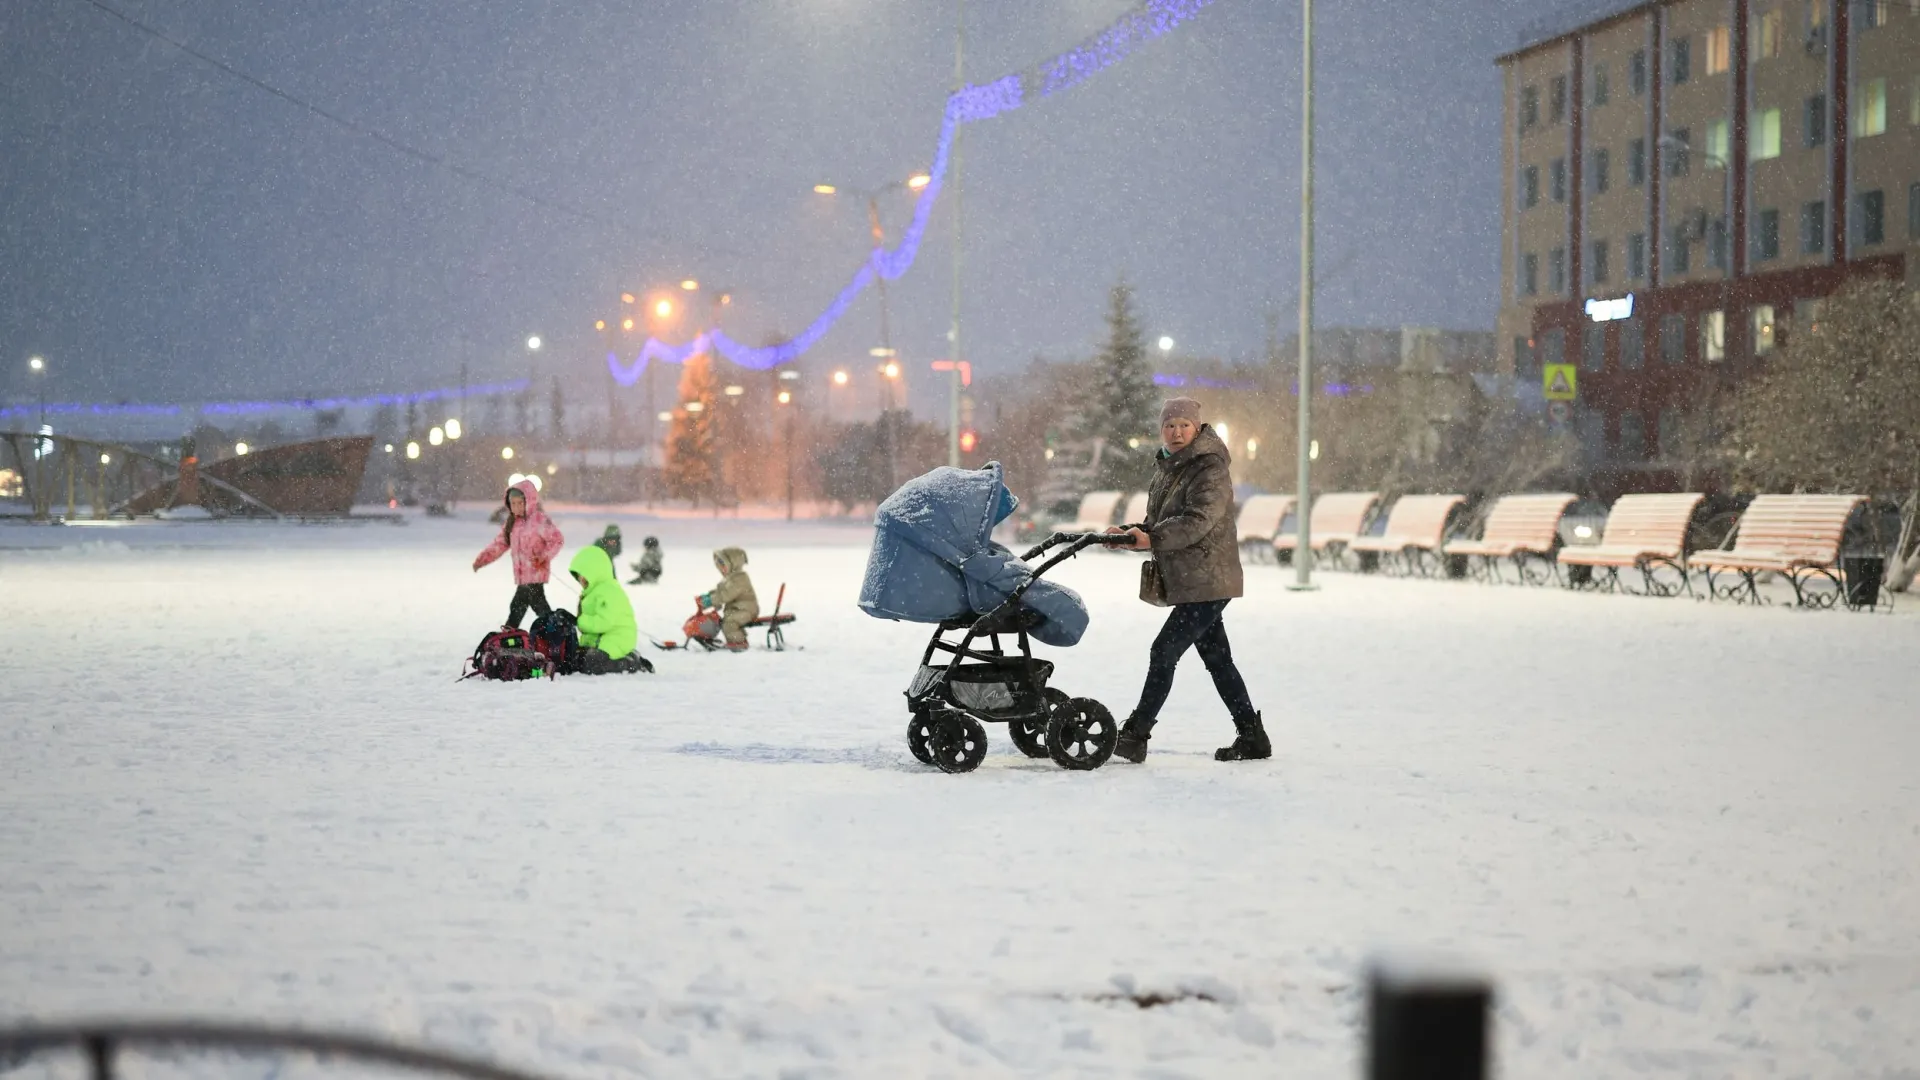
[909,659,1054,719]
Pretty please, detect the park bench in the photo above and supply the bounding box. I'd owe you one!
[1690,493,1865,607]
[1235,493,1295,563]
[1064,490,1125,533]
[1557,493,1705,596]
[1348,494,1466,575]
[1274,491,1380,569]
[1121,491,1149,528]
[1442,493,1577,585]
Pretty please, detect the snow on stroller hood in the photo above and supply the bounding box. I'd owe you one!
[859,462,1090,647]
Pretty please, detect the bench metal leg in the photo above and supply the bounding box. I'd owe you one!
[1636,558,1690,598]
[1787,567,1843,610]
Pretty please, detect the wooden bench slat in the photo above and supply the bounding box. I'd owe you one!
[1274,492,1379,550]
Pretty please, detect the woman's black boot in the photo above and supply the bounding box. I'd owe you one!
[1114,715,1155,763]
[1214,712,1271,761]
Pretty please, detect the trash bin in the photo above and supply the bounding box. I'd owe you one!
[1842,555,1884,610]
[1565,563,1593,588]
[1445,554,1468,579]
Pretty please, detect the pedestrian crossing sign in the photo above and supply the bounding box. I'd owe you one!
[1543,363,1578,401]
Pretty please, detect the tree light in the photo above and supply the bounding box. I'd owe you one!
[883,362,901,379]
[621,293,636,304]
[444,418,462,440]
[1246,438,1259,460]
[406,442,421,459]
[656,410,673,422]
[723,385,745,396]
[545,464,557,475]
[685,401,706,413]
[595,320,606,331]
[384,444,394,453]
[1309,439,1320,461]
[622,318,635,331]
[429,427,444,446]
[234,442,250,456]
[959,429,978,453]
[501,446,515,460]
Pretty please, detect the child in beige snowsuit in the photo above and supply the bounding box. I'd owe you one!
[700,547,760,650]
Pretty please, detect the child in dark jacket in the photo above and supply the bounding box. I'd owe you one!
[472,479,565,628]
[629,536,663,585]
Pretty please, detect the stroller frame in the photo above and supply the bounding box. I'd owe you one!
[905,531,1126,773]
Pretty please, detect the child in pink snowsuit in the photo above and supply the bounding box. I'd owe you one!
[473,479,565,628]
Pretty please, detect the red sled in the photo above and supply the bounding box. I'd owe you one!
[654,584,796,652]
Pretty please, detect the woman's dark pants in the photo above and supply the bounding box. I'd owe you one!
[1132,599,1256,724]
[506,583,551,628]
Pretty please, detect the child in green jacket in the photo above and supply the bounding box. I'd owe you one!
[567,546,652,674]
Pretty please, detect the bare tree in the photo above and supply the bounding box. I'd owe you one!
[1729,278,1920,588]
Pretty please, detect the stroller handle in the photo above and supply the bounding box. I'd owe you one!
[1019,530,1137,562]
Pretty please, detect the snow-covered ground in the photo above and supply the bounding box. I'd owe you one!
[5,508,1919,1078]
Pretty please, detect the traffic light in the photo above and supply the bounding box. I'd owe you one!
[959,428,978,454]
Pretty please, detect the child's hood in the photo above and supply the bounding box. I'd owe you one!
[568,544,616,589]
[713,547,749,575]
[505,478,544,515]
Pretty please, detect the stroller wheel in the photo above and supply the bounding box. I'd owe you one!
[1046,696,1118,771]
[1008,688,1066,759]
[906,707,937,766]
[927,709,988,774]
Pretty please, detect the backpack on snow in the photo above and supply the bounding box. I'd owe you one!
[528,609,581,674]
[462,627,552,682]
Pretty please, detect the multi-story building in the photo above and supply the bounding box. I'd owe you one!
[1497,0,1918,467]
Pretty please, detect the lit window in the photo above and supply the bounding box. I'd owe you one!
[1702,310,1726,362]
[1705,26,1730,75]
[1749,108,1781,160]
[1853,78,1887,137]
[1705,119,1731,166]
[1753,7,1783,59]
[1860,0,1888,28]
[1752,305,1777,356]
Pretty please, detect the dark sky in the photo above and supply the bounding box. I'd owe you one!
[2,0,1549,409]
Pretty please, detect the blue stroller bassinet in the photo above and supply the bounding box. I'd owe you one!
[859,462,1126,773]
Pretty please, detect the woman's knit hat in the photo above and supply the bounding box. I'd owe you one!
[1160,397,1203,426]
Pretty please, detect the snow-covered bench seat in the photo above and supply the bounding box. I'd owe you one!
[1558,493,1704,596]
[1691,493,1863,607]
[1442,493,1577,585]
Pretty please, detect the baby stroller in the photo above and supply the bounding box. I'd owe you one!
[860,462,1128,774]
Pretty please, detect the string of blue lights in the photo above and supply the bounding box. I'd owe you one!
[607,0,1221,387]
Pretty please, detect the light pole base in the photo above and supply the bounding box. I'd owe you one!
[1285,582,1320,592]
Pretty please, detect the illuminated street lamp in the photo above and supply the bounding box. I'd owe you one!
[1158,336,1175,353]
[832,370,850,385]
[526,335,542,351]
[685,401,705,413]
[653,299,673,319]
[406,442,421,459]
[444,418,462,440]
[234,442,250,456]
[429,427,444,447]
[501,446,515,460]
[680,280,699,291]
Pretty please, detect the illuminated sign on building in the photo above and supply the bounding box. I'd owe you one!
[1584,294,1635,322]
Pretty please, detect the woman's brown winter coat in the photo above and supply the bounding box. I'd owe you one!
[1143,425,1244,604]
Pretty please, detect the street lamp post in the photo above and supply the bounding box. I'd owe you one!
[1657,134,1734,359]
[1292,0,1317,591]
[27,356,47,520]
[949,0,966,468]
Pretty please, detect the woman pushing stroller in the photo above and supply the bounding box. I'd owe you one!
[1108,397,1270,763]
[473,479,565,629]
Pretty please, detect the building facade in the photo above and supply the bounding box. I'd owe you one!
[1497,0,1919,466]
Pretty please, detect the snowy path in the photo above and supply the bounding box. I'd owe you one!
[5,512,1919,1077]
